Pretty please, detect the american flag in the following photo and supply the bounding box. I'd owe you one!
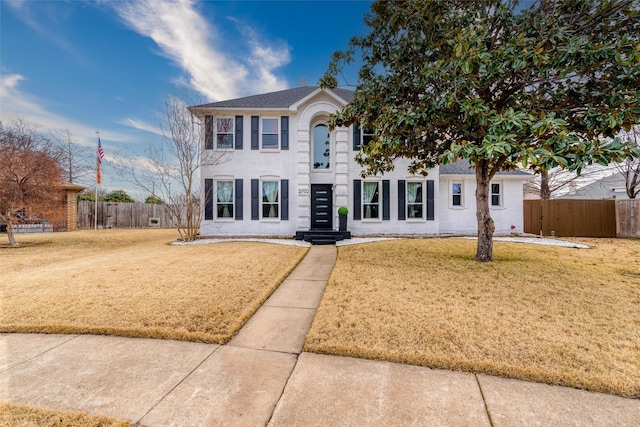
[97,137,105,163]
[97,137,104,184]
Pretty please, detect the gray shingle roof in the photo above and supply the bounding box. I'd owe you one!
[440,160,532,176]
[193,86,354,109]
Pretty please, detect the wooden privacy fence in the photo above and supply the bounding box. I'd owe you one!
[76,201,182,229]
[524,199,639,238]
[616,200,640,238]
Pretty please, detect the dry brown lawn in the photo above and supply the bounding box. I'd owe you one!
[0,402,130,427]
[304,237,640,397]
[0,229,307,343]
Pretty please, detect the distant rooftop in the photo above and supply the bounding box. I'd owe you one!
[192,86,354,109]
[440,160,532,176]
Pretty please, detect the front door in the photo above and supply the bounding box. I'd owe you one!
[311,184,333,230]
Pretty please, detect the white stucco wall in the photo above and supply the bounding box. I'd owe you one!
[196,89,527,237]
[199,107,299,237]
[438,175,525,234]
[344,157,441,235]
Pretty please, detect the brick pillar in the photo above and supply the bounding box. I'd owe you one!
[66,190,78,230]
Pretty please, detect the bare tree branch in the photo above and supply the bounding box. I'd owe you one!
[614,126,640,199]
[118,91,229,241]
[50,129,94,184]
[0,119,65,246]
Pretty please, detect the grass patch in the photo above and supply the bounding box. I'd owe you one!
[0,229,307,343]
[0,402,130,427]
[304,238,640,397]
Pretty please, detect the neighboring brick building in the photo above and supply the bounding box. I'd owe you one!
[61,182,85,230]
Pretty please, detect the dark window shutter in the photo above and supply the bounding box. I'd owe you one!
[353,122,361,151]
[251,179,259,220]
[281,179,289,220]
[251,116,259,150]
[426,180,435,220]
[205,115,213,149]
[204,179,213,220]
[398,180,406,221]
[235,116,243,150]
[235,179,243,220]
[281,116,289,150]
[353,179,361,220]
[382,179,390,220]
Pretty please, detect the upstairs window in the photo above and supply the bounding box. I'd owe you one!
[216,118,234,149]
[262,118,279,149]
[362,127,374,147]
[353,122,374,150]
[313,123,330,169]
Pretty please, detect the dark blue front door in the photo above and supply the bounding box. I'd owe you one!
[311,184,332,230]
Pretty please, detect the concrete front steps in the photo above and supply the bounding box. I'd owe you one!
[294,230,351,245]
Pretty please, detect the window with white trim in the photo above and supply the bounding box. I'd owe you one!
[262,118,279,149]
[216,118,234,149]
[452,182,463,207]
[262,181,279,218]
[363,181,380,219]
[216,180,233,218]
[407,181,423,218]
[361,127,374,147]
[491,182,502,207]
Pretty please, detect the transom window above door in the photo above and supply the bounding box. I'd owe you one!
[313,124,330,169]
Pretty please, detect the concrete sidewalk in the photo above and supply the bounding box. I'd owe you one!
[1,246,639,426]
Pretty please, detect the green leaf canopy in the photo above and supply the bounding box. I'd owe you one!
[322,0,640,261]
[323,0,640,179]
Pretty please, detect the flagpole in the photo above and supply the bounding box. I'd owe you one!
[95,132,100,231]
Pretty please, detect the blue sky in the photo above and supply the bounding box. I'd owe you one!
[0,0,371,196]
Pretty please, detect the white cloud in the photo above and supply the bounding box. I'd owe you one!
[111,0,290,101]
[120,117,164,137]
[0,73,25,91]
[0,72,135,147]
[244,26,291,95]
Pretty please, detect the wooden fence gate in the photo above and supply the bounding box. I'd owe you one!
[616,200,640,238]
[524,199,617,237]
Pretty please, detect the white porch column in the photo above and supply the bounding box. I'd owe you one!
[296,121,311,230]
[334,126,349,228]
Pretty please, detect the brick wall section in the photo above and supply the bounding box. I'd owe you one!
[65,189,80,230]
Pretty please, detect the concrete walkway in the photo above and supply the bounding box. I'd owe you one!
[1,245,639,426]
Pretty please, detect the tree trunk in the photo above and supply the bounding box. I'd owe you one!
[625,168,639,199]
[6,224,19,247]
[540,170,551,200]
[475,166,494,262]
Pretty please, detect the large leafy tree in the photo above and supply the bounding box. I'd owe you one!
[322,0,640,261]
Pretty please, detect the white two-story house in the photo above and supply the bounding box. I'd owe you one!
[188,86,530,239]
